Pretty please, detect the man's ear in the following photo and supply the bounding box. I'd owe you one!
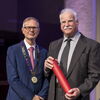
[38,27,40,33]
[21,27,24,35]
[76,20,79,25]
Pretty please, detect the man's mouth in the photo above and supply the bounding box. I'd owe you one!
[29,32,35,35]
[63,26,72,30]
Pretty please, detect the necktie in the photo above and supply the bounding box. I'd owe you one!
[60,38,72,73]
[29,47,34,70]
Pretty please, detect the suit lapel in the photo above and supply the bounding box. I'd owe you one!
[20,41,41,74]
[54,38,63,59]
[20,40,30,60]
[34,45,41,72]
[20,41,32,69]
[67,35,86,77]
[48,38,63,99]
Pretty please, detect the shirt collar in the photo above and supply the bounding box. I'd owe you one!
[24,39,36,50]
[63,32,81,42]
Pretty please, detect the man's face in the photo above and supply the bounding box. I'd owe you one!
[22,19,39,41]
[60,12,78,37]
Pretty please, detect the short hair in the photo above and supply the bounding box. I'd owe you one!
[59,8,78,21]
[22,17,39,27]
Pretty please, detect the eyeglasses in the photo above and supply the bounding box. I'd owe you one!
[23,26,39,30]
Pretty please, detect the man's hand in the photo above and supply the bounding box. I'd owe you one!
[65,88,80,100]
[44,56,54,70]
[32,95,44,100]
[32,95,40,100]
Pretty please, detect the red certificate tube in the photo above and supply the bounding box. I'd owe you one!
[52,60,71,93]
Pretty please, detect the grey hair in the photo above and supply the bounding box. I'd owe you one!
[59,8,78,21]
[22,17,39,27]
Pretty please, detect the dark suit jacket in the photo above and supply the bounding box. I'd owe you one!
[46,34,100,100]
[6,41,49,100]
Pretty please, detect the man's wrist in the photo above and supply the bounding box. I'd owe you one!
[35,95,44,100]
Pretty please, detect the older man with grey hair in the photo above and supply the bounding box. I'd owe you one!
[44,8,100,100]
[6,17,49,100]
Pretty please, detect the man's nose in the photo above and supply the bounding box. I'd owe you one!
[65,21,69,26]
[30,28,34,31]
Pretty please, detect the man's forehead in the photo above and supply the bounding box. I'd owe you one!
[23,20,38,26]
[60,14,75,21]
[24,20,36,24]
[61,12,74,17]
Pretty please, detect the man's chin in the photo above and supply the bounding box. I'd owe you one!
[64,33,74,37]
[26,37,34,41]
[64,32,72,35]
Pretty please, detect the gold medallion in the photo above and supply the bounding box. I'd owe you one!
[31,76,38,83]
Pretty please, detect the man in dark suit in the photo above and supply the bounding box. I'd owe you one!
[6,17,49,100]
[44,8,100,100]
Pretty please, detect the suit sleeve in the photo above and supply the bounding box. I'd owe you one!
[6,47,34,100]
[78,43,100,97]
[37,77,49,99]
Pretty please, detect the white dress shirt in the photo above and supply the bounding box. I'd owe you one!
[24,39,36,58]
[57,32,81,72]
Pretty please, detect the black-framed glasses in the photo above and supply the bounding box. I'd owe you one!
[23,26,39,30]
